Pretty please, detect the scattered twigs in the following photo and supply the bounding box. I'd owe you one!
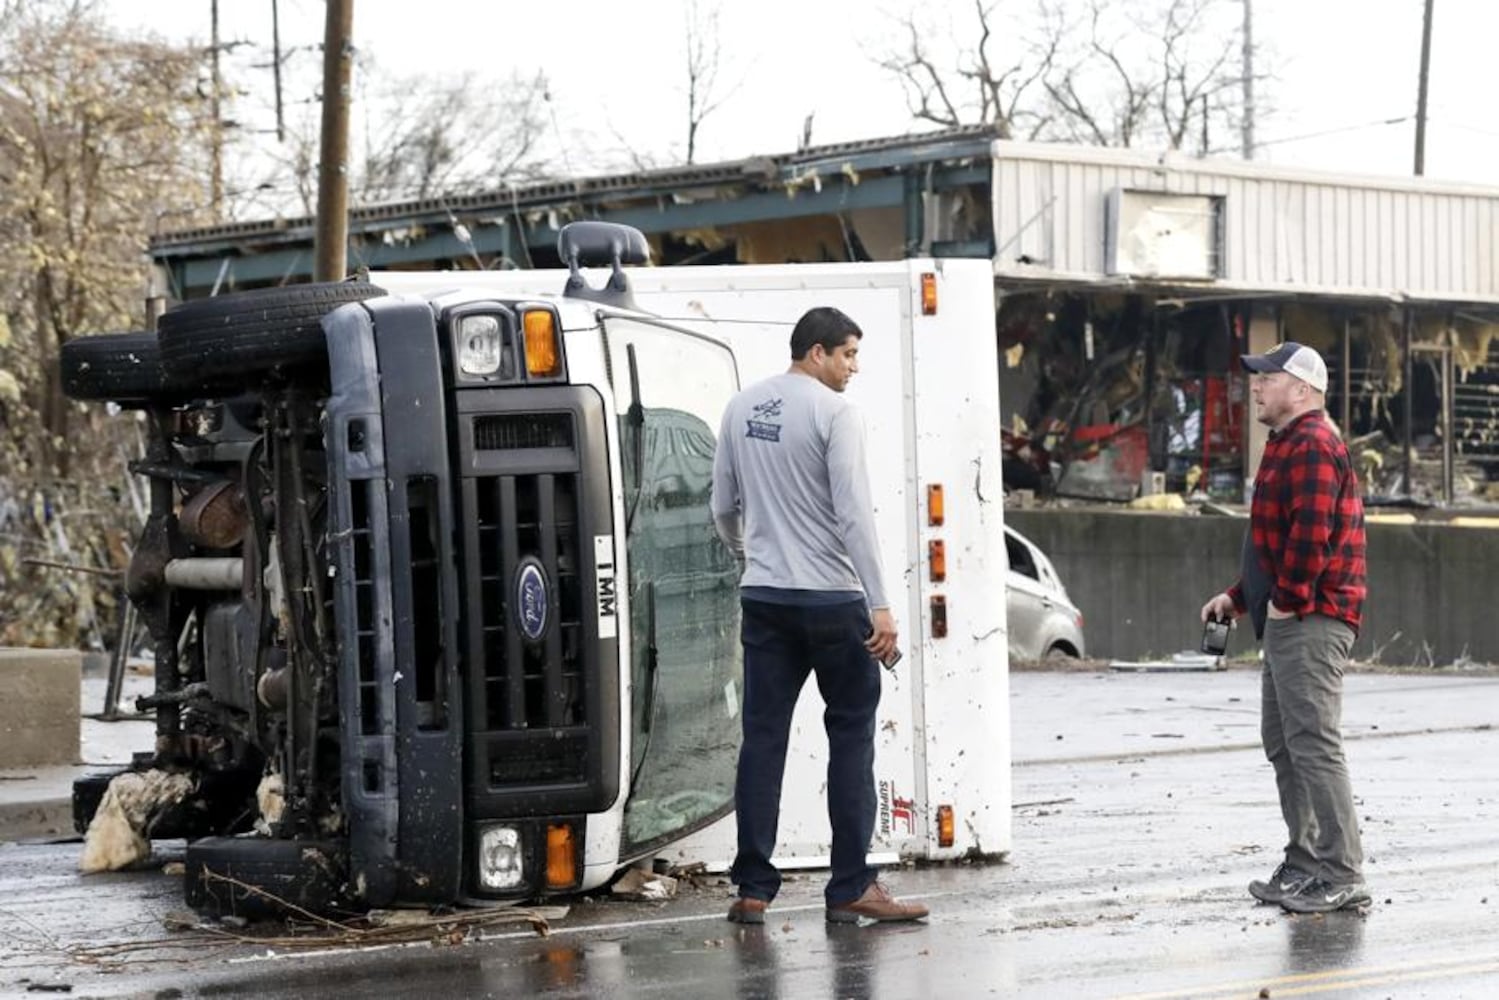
[62,870,551,971]
[19,558,122,577]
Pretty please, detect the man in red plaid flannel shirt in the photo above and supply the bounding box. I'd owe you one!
[1201,341,1370,915]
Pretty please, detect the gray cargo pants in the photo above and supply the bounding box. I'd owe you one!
[1261,612,1364,884]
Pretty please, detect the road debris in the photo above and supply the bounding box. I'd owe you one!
[253,773,284,835]
[79,770,194,873]
[64,872,555,971]
[1110,653,1224,673]
[611,867,679,901]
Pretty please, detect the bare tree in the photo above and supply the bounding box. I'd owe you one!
[874,0,1060,139]
[683,0,732,164]
[1043,2,1156,146]
[356,68,552,202]
[1151,0,1243,149]
[876,0,1261,151]
[0,0,216,646]
[0,1,214,461]
[245,59,555,214]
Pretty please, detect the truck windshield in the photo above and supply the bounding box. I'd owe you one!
[608,319,742,854]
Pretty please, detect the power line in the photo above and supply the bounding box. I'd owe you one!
[1429,119,1499,140]
[1206,116,1412,156]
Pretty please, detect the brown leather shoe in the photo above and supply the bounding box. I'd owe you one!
[727,896,768,924]
[826,881,929,924]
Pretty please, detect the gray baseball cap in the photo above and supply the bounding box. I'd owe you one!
[1240,341,1328,393]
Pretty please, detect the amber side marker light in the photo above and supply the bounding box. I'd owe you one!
[928,539,946,582]
[931,595,948,638]
[523,309,563,377]
[926,484,945,526]
[546,823,577,888]
[920,272,938,315]
[937,805,955,848]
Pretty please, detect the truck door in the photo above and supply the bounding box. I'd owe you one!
[604,317,743,856]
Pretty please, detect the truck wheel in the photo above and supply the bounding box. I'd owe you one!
[157,281,387,381]
[60,332,171,403]
[184,836,351,920]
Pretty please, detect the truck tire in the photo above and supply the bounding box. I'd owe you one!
[157,281,387,382]
[184,836,350,920]
[60,332,172,403]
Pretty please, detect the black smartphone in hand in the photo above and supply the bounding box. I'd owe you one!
[865,627,902,671]
[1201,617,1230,656]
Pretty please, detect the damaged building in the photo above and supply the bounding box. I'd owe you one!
[990,143,1499,508]
[150,130,1499,510]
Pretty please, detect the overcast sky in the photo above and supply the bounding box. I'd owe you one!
[108,0,1498,189]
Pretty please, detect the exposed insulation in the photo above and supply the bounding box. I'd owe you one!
[1450,319,1499,378]
[724,217,855,264]
[845,207,906,259]
[1365,313,1405,395]
[675,227,729,253]
[255,771,285,835]
[80,770,195,873]
[1280,303,1341,355]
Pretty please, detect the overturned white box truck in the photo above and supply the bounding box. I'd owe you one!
[61,223,1010,915]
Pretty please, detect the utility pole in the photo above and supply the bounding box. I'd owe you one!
[314,0,353,282]
[271,0,285,143]
[210,0,223,213]
[1240,0,1254,159]
[1413,0,1435,175]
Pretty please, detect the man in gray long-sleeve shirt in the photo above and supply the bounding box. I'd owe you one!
[711,306,928,926]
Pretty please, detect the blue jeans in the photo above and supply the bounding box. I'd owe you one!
[730,597,881,907]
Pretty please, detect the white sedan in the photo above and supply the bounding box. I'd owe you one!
[1004,525,1086,660]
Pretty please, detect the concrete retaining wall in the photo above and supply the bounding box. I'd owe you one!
[1005,510,1499,665]
[0,648,81,768]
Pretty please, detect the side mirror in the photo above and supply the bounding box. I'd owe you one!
[558,221,650,269]
[558,222,650,311]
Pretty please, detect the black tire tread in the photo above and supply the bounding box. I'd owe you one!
[60,331,168,402]
[157,281,387,380]
[184,835,349,919]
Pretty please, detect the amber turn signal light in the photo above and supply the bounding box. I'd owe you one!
[928,539,946,582]
[937,804,955,848]
[926,484,944,526]
[920,272,938,315]
[546,823,577,888]
[523,309,563,377]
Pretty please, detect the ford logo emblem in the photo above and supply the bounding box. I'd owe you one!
[516,559,549,642]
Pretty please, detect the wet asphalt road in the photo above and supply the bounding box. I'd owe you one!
[2,670,1497,999]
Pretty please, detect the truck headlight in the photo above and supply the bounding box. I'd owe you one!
[458,314,506,376]
[478,824,526,890]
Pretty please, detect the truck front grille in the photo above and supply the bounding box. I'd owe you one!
[456,390,617,815]
[471,471,586,735]
[474,413,574,451]
[350,479,379,740]
[463,439,595,796]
